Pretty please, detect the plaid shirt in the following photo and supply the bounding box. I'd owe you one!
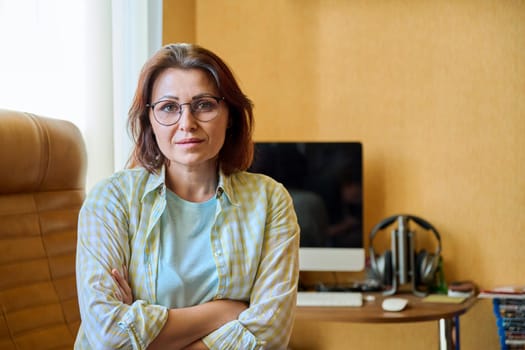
[74,167,300,349]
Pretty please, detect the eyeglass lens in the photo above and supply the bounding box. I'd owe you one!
[152,96,222,125]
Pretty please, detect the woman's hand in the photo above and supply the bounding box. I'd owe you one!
[111,266,133,305]
[147,298,248,350]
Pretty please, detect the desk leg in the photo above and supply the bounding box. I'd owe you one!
[438,317,456,350]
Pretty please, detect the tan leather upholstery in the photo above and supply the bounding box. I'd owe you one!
[0,109,86,349]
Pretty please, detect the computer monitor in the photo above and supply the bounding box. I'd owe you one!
[248,142,365,272]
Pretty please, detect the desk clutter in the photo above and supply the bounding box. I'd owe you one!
[480,286,525,350]
[422,294,468,304]
[493,299,525,350]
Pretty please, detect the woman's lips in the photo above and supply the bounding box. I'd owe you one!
[176,138,203,145]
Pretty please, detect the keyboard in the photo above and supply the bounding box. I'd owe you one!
[296,291,363,307]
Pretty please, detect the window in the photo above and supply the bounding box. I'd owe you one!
[0,0,162,189]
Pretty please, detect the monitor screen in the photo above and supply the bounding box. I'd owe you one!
[248,142,365,271]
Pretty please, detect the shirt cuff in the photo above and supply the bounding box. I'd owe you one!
[202,319,264,350]
[117,300,169,349]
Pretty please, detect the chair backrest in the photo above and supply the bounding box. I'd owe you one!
[0,109,87,349]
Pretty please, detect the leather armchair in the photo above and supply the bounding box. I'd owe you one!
[0,109,87,349]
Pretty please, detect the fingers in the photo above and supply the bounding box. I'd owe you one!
[111,267,133,305]
[111,268,124,285]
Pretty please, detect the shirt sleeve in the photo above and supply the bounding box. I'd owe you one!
[202,182,300,350]
[75,178,168,349]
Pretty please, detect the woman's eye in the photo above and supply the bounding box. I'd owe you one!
[194,99,215,111]
[160,102,179,113]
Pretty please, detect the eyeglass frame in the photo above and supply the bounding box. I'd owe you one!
[146,95,225,126]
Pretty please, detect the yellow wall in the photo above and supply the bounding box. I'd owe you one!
[163,0,195,44]
[163,1,524,348]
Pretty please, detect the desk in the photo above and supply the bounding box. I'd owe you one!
[295,293,477,350]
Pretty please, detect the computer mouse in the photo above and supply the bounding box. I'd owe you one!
[381,297,409,312]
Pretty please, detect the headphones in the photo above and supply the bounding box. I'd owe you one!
[368,214,442,288]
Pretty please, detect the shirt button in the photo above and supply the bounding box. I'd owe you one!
[216,294,223,299]
[215,251,222,257]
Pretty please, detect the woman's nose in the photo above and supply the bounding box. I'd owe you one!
[177,105,198,130]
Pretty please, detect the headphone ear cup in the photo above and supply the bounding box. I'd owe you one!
[372,253,384,283]
[421,253,440,285]
[382,250,393,286]
[416,249,440,285]
[373,250,393,286]
[415,250,428,285]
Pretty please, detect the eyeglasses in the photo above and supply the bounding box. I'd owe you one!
[146,95,224,126]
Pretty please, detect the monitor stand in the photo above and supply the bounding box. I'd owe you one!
[299,247,365,272]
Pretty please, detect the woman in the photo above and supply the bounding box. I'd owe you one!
[75,43,300,349]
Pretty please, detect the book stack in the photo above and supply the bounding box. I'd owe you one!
[479,286,525,350]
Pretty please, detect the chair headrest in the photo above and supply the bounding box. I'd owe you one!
[0,109,87,194]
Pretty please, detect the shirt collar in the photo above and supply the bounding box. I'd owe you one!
[216,169,239,206]
[142,166,166,201]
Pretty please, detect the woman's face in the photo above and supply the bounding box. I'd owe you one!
[149,67,228,172]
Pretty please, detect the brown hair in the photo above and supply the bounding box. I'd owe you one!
[127,43,254,175]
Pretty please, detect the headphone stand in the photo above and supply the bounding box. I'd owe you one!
[408,232,427,297]
[383,217,427,297]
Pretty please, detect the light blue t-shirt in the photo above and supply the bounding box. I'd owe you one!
[156,189,219,308]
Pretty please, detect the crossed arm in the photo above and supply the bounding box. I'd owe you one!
[111,268,247,350]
